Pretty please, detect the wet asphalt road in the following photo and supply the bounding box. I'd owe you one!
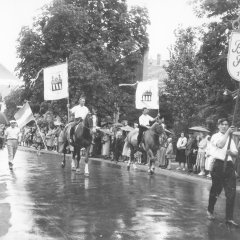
[0,149,240,240]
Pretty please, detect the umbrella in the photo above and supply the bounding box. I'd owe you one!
[189,126,210,133]
[98,128,114,136]
[112,122,123,127]
[0,112,9,125]
[121,125,134,132]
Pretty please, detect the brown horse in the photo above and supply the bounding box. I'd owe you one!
[125,121,166,174]
[61,113,93,176]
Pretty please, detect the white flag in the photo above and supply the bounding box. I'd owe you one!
[14,102,35,128]
[43,62,68,100]
[135,79,159,109]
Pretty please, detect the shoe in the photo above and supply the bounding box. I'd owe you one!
[207,211,215,220]
[226,220,239,227]
[182,168,186,171]
[198,172,205,176]
[176,167,181,170]
[207,174,211,178]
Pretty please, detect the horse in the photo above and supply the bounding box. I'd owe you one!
[125,121,167,174]
[61,113,93,177]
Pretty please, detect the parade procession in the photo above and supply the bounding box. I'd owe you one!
[1,0,240,239]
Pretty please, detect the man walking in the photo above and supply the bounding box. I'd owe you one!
[207,118,238,227]
[4,120,20,170]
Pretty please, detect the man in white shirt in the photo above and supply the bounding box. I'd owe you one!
[4,120,20,170]
[207,118,238,227]
[137,107,159,147]
[70,96,89,144]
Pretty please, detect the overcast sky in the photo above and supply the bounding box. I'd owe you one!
[0,0,205,73]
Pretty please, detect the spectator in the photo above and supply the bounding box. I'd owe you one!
[176,132,187,170]
[205,135,214,178]
[158,134,168,168]
[196,132,209,176]
[185,133,198,172]
[166,138,174,170]
[0,124,5,149]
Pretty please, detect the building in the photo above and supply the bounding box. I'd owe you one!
[0,63,23,111]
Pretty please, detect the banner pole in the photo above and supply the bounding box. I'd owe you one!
[34,119,47,150]
[223,82,240,171]
[66,58,70,123]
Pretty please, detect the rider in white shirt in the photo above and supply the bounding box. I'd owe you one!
[137,107,159,147]
[70,96,89,144]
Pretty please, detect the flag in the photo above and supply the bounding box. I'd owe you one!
[43,62,68,100]
[14,102,35,128]
[135,79,159,109]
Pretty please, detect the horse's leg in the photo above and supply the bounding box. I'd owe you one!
[127,145,134,171]
[147,149,154,175]
[84,146,90,177]
[71,146,77,171]
[61,142,67,168]
[76,146,81,173]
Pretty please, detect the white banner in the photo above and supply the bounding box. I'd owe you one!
[227,31,240,82]
[135,79,159,109]
[44,62,68,100]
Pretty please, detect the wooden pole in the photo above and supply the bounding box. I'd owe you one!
[223,82,240,171]
[66,58,70,123]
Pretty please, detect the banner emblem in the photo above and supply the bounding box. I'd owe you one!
[44,62,68,100]
[135,80,159,109]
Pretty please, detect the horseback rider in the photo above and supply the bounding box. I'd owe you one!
[137,107,160,148]
[69,96,90,145]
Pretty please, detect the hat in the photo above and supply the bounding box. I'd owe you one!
[9,120,17,123]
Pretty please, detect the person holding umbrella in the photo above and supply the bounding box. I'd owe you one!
[4,120,20,170]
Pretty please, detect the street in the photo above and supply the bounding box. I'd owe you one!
[0,149,240,240]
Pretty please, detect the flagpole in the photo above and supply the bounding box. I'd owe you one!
[66,58,70,123]
[34,119,47,150]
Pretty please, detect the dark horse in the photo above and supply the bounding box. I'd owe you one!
[125,121,166,174]
[61,113,93,176]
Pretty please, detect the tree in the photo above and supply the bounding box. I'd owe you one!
[164,27,207,132]
[8,0,149,121]
[191,0,240,123]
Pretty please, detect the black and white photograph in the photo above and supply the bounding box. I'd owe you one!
[1,0,240,239]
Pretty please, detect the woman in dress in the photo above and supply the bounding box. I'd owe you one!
[176,132,187,170]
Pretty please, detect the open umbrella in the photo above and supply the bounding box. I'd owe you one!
[112,122,123,128]
[189,126,210,133]
[98,128,114,136]
[121,125,134,132]
[0,112,9,125]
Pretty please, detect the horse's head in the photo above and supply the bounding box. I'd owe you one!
[151,122,164,135]
[84,113,93,130]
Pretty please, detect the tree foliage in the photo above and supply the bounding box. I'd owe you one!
[192,0,240,124]
[164,27,207,132]
[6,0,149,121]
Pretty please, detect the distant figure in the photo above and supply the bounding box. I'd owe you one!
[176,132,187,171]
[4,120,20,170]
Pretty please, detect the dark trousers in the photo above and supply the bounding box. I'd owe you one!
[208,159,236,220]
[137,126,148,145]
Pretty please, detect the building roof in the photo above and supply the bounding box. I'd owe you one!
[0,63,23,98]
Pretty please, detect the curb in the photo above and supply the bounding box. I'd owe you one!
[18,146,240,191]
